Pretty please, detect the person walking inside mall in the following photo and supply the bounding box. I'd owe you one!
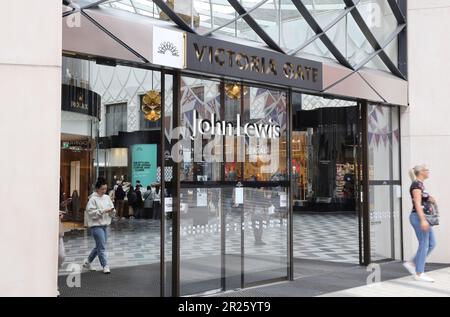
[83,178,116,274]
[403,165,437,282]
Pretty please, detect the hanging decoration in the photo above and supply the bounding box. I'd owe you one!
[142,90,161,121]
[224,83,248,100]
[367,106,400,147]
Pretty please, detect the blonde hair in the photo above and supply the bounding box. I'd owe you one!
[409,164,427,181]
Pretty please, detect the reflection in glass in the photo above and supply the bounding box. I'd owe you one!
[59,57,162,297]
[243,85,288,182]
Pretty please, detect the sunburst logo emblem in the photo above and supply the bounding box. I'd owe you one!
[157,41,179,57]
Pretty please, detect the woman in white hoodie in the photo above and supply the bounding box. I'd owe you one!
[83,178,115,274]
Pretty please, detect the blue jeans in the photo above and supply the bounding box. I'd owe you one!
[88,226,108,267]
[410,212,436,273]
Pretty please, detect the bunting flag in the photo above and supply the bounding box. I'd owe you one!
[367,129,400,147]
[367,105,399,148]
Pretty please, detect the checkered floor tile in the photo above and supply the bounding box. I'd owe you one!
[59,213,361,274]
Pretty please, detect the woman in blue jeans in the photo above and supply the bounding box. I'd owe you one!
[83,178,115,274]
[403,165,437,282]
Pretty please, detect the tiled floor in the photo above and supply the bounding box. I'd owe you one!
[59,212,361,275]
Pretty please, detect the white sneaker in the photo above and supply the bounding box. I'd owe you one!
[414,273,435,282]
[403,261,416,275]
[82,260,95,271]
[103,265,111,274]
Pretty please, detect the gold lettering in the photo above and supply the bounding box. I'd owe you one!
[312,68,318,82]
[193,43,206,62]
[226,50,235,67]
[267,59,277,75]
[208,46,213,63]
[283,62,294,79]
[250,56,260,72]
[304,67,311,81]
[236,53,249,70]
[295,65,305,80]
[215,48,225,66]
[192,44,318,84]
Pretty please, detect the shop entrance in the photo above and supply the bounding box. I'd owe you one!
[177,76,289,295]
[57,56,403,296]
[291,93,363,269]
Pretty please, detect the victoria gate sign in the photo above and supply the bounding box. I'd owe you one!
[186,33,323,91]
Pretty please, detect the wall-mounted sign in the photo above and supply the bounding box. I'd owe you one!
[131,144,157,187]
[61,84,101,118]
[151,26,185,69]
[61,139,91,150]
[186,33,323,91]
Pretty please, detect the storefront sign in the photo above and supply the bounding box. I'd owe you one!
[186,33,323,91]
[131,144,157,187]
[151,26,185,69]
[61,84,101,118]
[191,110,280,139]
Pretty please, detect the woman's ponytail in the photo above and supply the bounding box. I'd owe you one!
[408,168,416,182]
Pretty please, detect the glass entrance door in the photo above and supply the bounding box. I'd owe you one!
[292,93,363,267]
[240,84,289,287]
[177,76,289,295]
[366,104,402,262]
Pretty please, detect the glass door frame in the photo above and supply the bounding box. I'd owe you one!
[169,72,292,296]
[151,67,400,295]
[360,101,404,265]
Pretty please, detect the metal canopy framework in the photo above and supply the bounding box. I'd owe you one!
[290,0,355,69]
[63,0,407,80]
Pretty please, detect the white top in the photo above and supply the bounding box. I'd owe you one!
[152,189,161,202]
[85,192,116,227]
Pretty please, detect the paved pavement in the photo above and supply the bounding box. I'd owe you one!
[213,262,449,297]
[320,267,450,297]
